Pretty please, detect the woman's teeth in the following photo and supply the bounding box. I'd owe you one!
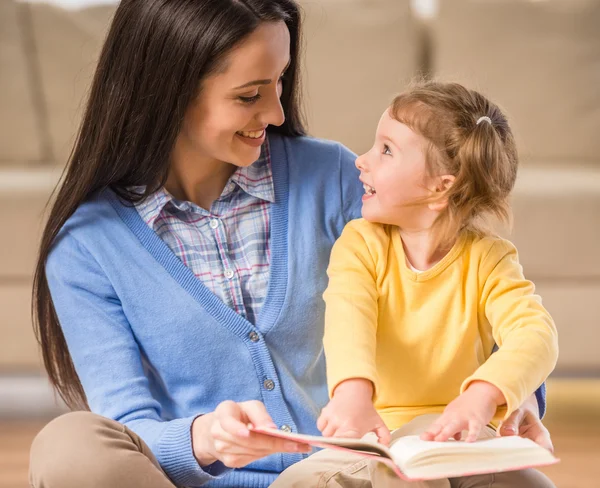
[363,183,376,195]
[237,130,264,139]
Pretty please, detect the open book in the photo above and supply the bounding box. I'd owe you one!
[253,426,559,481]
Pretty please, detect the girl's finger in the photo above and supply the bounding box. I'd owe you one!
[316,413,328,433]
[321,421,338,438]
[375,424,392,446]
[434,420,463,442]
[420,421,444,441]
[465,419,482,442]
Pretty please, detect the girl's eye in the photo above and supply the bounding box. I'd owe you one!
[383,144,392,156]
[239,93,262,104]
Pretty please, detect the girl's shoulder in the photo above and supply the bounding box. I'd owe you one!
[465,233,519,272]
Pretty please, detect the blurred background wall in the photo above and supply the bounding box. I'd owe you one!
[0,0,599,484]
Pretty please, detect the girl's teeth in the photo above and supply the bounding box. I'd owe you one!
[363,183,376,195]
[238,130,264,139]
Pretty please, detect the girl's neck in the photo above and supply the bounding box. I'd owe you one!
[399,227,455,271]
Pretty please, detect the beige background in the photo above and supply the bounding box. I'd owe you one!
[0,0,598,381]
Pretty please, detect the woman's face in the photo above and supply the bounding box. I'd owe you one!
[176,21,290,168]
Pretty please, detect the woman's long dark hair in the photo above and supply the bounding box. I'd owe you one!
[33,0,305,410]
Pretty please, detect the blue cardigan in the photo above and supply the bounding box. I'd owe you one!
[46,133,546,488]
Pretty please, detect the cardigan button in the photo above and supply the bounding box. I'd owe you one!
[280,424,292,433]
[249,331,260,342]
[263,379,275,391]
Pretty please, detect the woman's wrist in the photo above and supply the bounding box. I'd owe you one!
[191,414,218,467]
[522,392,540,417]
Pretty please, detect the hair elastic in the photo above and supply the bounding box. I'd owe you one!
[476,116,492,126]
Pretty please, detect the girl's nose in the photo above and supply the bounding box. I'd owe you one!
[356,153,368,171]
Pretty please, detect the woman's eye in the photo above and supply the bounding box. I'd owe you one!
[239,93,262,104]
[383,144,392,156]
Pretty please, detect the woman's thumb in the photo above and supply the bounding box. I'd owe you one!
[498,408,523,437]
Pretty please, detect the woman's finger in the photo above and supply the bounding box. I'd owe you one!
[240,400,278,429]
[215,401,252,437]
[498,408,524,437]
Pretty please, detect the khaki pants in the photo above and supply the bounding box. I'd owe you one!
[29,411,177,488]
[270,414,556,488]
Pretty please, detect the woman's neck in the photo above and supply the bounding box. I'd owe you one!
[399,227,454,271]
[166,140,237,211]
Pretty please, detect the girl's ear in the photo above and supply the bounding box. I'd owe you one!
[428,175,455,211]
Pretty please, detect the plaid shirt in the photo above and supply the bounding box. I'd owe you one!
[135,143,274,325]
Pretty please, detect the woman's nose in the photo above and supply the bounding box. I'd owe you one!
[262,90,285,127]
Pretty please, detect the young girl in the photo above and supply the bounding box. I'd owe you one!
[272,81,558,487]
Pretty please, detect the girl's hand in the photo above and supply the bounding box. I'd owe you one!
[421,381,505,442]
[191,400,311,469]
[317,378,391,445]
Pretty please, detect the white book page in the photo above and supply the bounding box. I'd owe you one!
[390,435,549,468]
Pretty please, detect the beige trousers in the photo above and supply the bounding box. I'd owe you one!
[29,411,178,488]
[270,414,556,488]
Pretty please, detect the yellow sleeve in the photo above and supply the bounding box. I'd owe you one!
[323,221,380,398]
[462,240,559,417]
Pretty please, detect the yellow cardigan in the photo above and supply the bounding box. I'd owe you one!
[323,219,558,430]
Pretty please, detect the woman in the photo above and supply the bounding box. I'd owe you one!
[29,1,552,487]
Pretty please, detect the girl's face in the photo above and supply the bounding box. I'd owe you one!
[176,21,290,168]
[356,109,438,228]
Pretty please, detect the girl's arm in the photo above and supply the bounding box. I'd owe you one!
[463,239,559,417]
[322,221,380,400]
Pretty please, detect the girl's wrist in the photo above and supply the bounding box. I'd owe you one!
[466,380,506,406]
[333,378,374,400]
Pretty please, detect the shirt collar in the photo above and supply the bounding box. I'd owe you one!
[135,138,274,226]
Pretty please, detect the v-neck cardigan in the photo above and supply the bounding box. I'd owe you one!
[45,133,364,487]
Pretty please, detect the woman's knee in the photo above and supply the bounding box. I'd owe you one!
[494,469,556,488]
[29,411,129,488]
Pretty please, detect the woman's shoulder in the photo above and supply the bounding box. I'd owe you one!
[53,189,126,251]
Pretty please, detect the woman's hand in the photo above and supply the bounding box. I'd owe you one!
[317,378,391,445]
[498,394,554,452]
[421,381,505,442]
[191,400,311,469]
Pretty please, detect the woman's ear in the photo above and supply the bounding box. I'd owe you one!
[428,175,455,211]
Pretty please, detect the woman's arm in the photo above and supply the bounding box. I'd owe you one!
[46,233,307,486]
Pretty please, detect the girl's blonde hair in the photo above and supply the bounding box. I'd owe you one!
[390,80,518,248]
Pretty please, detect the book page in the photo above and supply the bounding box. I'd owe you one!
[390,435,558,479]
